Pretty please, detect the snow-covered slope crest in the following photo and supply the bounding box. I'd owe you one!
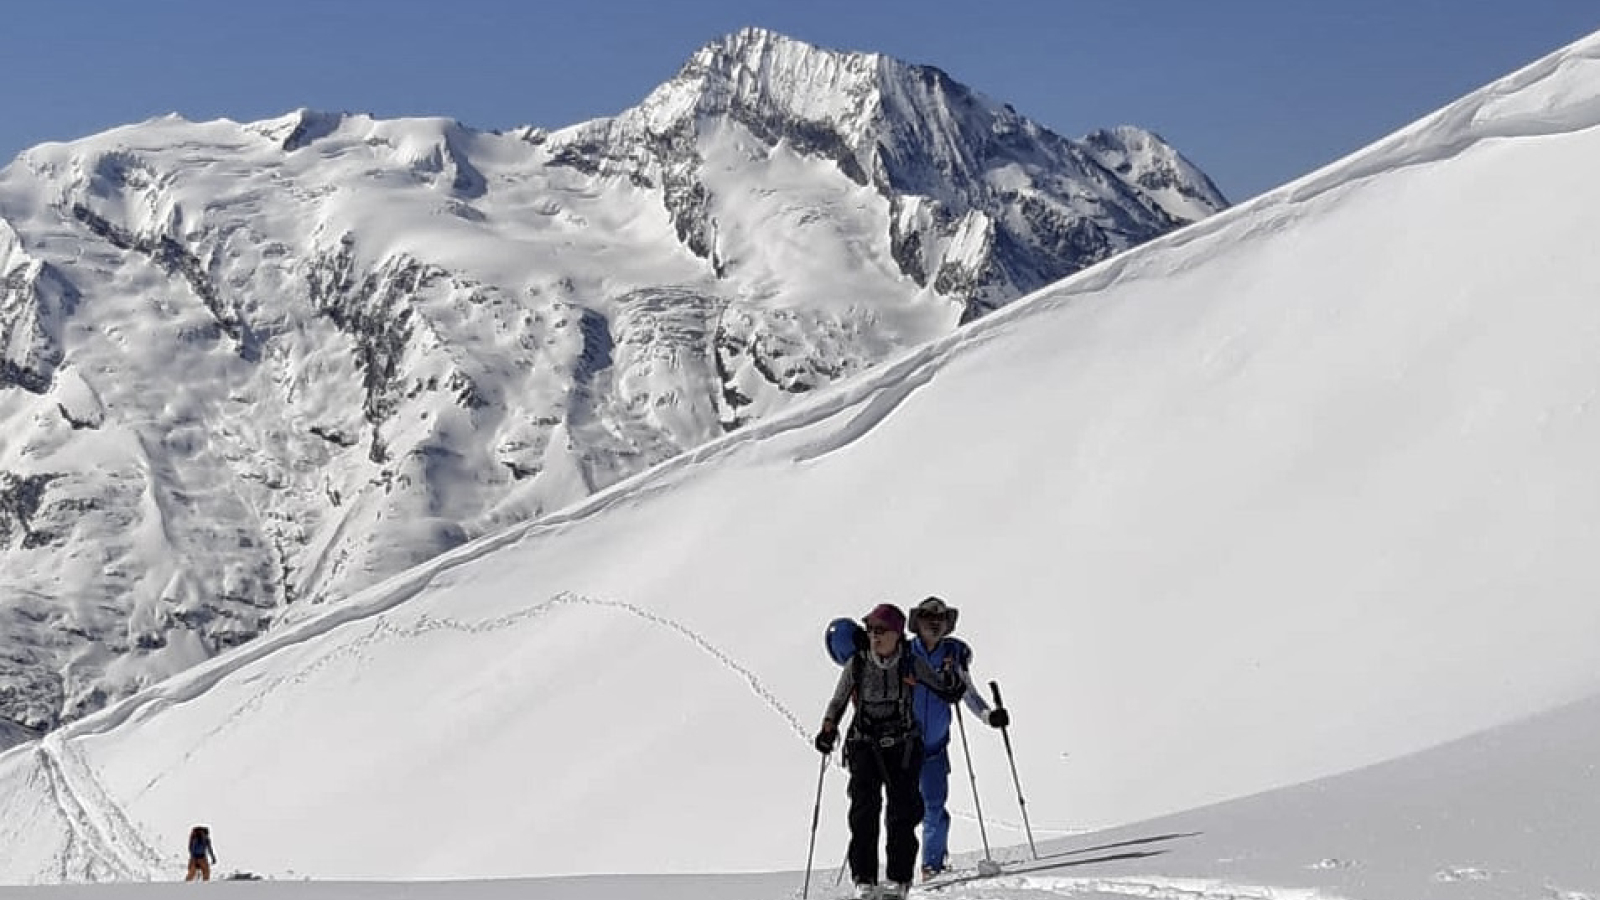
[0,30,1223,741]
[1,26,1599,889]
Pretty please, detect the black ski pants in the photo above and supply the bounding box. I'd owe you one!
[846,735,925,885]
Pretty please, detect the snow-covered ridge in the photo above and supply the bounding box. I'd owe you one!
[1288,27,1600,202]
[964,25,1600,328]
[0,31,1222,741]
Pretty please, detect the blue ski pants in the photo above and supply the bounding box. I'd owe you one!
[920,744,952,870]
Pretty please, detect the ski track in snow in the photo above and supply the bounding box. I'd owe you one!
[864,871,1359,900]
[35,737,165,882]
[1430,867,1498,884]
[28,582,808,876]
[925,874,1351,900]
[134,591,808,798]
[541,593,811,739]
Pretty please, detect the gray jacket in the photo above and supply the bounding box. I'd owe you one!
[823,646,963,741]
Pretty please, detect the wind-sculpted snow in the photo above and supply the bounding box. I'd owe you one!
[0,30,1222,740]
[980,31,1600,326]
[1285,30,1600,204]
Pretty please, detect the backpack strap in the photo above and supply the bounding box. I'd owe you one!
[944,637,973,669]
[898,653,920,733]
[846,650,921,743]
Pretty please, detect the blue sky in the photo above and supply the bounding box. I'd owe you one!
[4,0,1595,200]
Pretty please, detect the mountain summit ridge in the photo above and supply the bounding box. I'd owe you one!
[578,26,1226,318]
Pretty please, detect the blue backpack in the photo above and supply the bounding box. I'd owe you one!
[825,617,868,665]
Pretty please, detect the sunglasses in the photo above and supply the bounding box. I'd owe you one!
[866,626,896,636]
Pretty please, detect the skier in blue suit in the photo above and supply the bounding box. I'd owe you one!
[906,596,1009,880]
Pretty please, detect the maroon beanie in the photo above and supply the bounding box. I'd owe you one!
[862,603,906,632]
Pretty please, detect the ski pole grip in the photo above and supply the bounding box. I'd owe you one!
[990,681,1005,709]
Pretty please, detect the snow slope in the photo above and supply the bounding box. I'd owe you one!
[2,685,1597,897]
[2,23,1599,900]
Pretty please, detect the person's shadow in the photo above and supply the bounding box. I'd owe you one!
[931,832,1202,888]
[1038,831,1202,861]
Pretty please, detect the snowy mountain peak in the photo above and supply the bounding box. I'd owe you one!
[567,29,1227,319]
[0,31,1224,742]
[1083,126,1229,221]
[251,108,353,152]
[672,27,886,128]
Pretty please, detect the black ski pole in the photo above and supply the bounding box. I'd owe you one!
[953,705,998,873]
[991,681,1038,860]
[802,750,828,899]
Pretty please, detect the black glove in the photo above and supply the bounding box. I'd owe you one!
[987,707,1010,729]
[814,726,838,755]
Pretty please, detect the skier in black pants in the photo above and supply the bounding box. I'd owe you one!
[815,603,964,900]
